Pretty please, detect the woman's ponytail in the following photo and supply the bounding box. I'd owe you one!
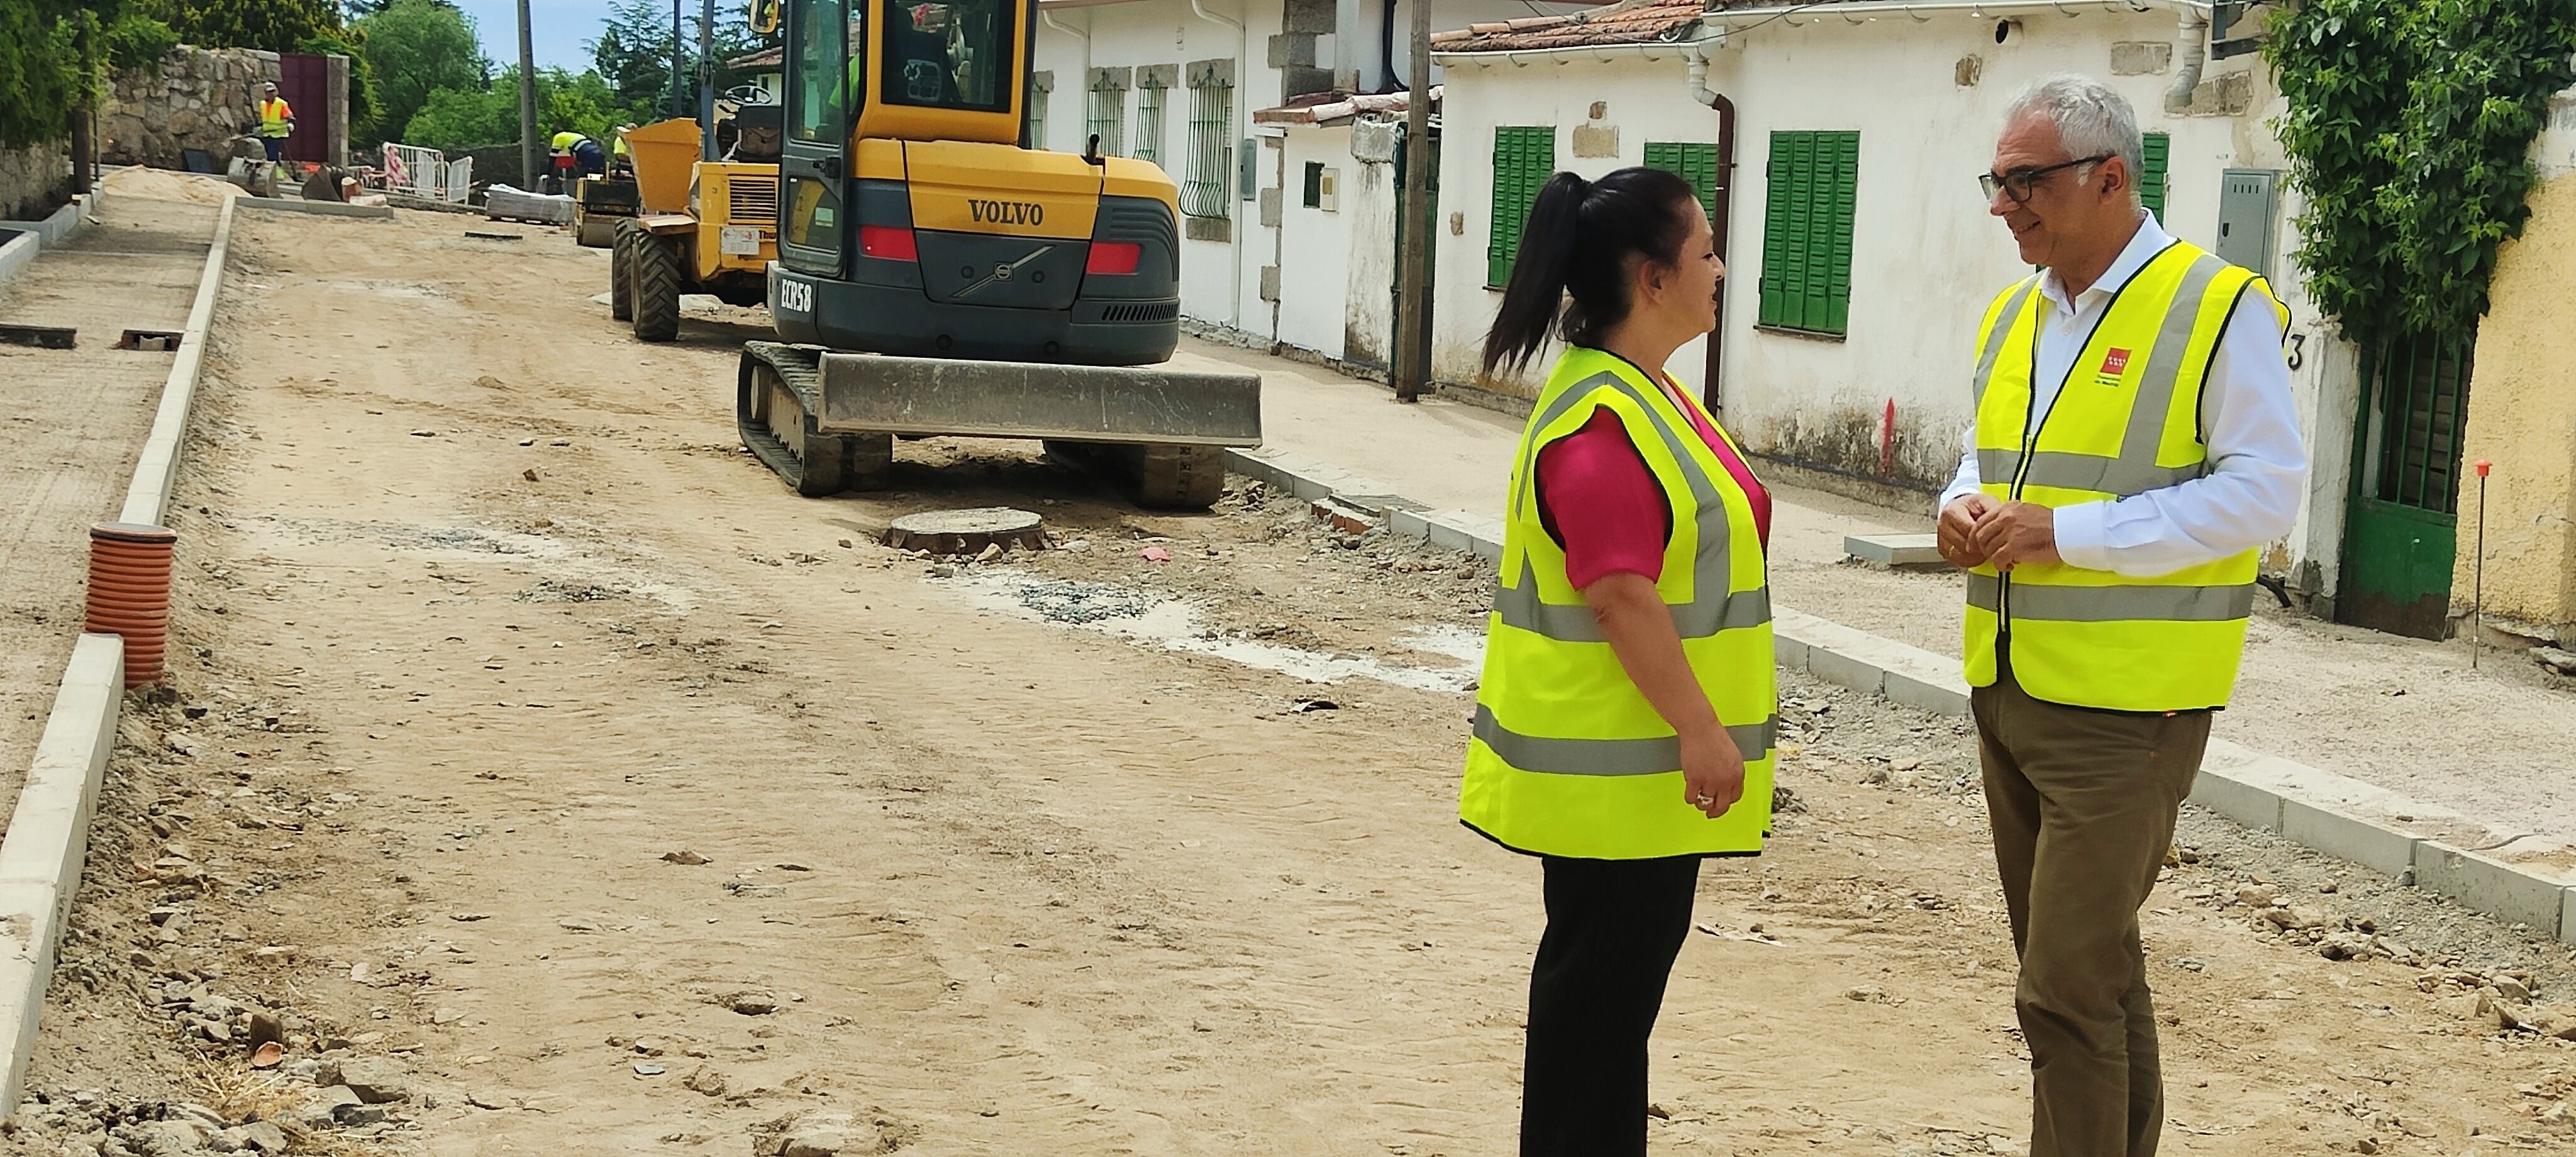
[1481,171,1592,378]
[1477,165,1704,380]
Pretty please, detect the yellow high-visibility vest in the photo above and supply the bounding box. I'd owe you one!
[1963,238,2289,712]
[258,97,293,138]
[1460,346,1777,860]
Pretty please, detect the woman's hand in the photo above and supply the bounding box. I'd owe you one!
[1680,725,1746,818]
[1584,572,1750,818]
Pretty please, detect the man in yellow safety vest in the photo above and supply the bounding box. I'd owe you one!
[257,81,295,164]
[1940,74,2305,1157]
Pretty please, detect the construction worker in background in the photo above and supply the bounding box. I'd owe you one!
[609,125,637,179]
[257,82,295,164]
[547,131,606,193]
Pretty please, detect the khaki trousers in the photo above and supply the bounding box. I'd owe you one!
[1972,654,2210,1157]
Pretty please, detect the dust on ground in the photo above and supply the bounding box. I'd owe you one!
[11,206,2576,1157]
[101,168,247,206]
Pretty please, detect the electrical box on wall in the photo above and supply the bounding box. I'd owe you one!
[1240,140,1258,201]
[2216,169,2280,282]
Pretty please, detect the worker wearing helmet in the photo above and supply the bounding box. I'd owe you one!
[256,82,296,163]
[548,130,606,192]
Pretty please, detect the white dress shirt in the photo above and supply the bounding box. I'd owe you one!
[1939,212,2307,577]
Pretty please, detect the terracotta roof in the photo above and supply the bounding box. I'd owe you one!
[1428,0,1704,53]
[1252,87,1439,126]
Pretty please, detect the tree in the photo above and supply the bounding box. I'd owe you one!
[591,0,778,124]
[355,0,484,144]
[405,66,624,154]
[138,0,381,136]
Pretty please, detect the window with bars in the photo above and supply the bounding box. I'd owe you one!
[1643,141,1721,221]
[1487,126,1554,288]
[1024,79,1049,149]
[1134,74,1167,165]
[1087,70,1127,157]
[1758,130,1859,335]
[1182,65,1233,219]
[2141,131,2169,221]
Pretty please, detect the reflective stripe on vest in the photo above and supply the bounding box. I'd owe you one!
[1962,238,2285,712]
[1462,346,1777,860]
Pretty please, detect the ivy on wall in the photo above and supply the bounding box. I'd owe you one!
[2267,0,2576,338]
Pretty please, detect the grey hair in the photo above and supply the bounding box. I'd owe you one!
[2004,74,2143,207]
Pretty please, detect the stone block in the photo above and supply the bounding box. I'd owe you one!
[1259,265,1280,302]
[2185,767,2282,832]
[2565,887,2576,948]
[1352,119,1399,163]
[1185,214,1231,243]
[2276,797,2419,878]
[2111,41,2174,75]
[1268,33,1319,69]
[1843,533,1944,569]
[1884,669,1970,717]
[1804,646,1887,697]
[1570,124,1619,159]
[1258,187,1282,228]
[2413,841,2570,936]
[1772,632,1809,673]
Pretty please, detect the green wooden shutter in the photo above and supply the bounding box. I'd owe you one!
[1759,132,1792,327]
[2141,131,2170,221]
[1823,130,1857,334]
[1758,130,1857,335]
[1643,141,1721,219]
[1489,127,1553,288]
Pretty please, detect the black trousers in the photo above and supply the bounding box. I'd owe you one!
[1521,853,1702,1157]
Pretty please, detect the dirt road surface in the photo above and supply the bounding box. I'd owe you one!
[14,201,2576,1157]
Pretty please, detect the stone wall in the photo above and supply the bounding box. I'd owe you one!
[0,143,69,222]
[97,47,281,170]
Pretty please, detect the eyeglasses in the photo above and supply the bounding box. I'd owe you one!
[1979,155,2112,204]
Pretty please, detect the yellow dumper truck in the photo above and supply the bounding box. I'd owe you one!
[609,109,783,341]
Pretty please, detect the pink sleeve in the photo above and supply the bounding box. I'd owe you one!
[1535,407,1672,589]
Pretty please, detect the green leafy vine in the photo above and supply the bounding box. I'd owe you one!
[2266,0,2576,338]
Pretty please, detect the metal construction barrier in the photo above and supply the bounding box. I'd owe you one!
[383,143,473,202]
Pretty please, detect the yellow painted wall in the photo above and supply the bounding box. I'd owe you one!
[2453,172,2576,633]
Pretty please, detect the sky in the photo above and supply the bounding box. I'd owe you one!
[449,0,621,73]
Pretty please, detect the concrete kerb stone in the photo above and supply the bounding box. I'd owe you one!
[0,634,125,1117]
[2412,841,2572,939]
[0,194,97,250]
[121,195,237,524]
[235,196,394,220]
[0,231,34,292]
[0,192,233,1117]
[1252,441,2576,946]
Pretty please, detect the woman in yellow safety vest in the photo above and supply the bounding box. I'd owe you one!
[1463,165,1777,1156]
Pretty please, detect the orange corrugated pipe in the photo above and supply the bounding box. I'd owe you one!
[86,523,176,688]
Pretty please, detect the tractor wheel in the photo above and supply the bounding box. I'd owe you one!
[609,222,636,321]
[630,232,683,343]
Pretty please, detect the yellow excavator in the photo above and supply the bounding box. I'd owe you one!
[736,0,1260,508]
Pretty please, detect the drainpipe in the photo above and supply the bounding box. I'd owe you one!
[1686,36,1736,416]
[2164,6,2207,113]
[1190,0,1248,328]
[1041,8,1092,109]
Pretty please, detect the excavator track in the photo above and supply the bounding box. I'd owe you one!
[738,341,892,497]
[1042,440,1228,511]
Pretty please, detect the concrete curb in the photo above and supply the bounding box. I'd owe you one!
[0,193,236,1116]
[121,195,238,524]
[0,193,97,249]
[0,231,34,293]
[1229,441,2576,945]
[0,634,124,1115]
[234,196,394,220]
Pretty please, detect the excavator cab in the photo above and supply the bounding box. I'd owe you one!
[737,0,1257,508]
[767,0,1183,364]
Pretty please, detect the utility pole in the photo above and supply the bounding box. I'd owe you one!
[1392,0,1433,403]
[516,0,538,190]
[672,0,688,121]
[699,0,718,159]
[69,16,94,197]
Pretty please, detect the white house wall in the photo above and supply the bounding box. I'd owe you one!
[1433,14,2348,586]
